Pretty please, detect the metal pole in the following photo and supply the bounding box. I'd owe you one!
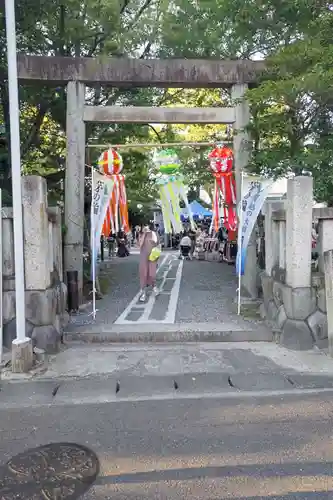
[90,167,96,319]
[237,171,244,315]
[5,0,27,342]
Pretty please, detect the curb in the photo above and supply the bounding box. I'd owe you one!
[64,329,273,343]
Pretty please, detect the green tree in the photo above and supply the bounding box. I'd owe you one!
[0,0,172,204]
[244,5,333,203]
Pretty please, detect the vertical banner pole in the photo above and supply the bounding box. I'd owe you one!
[91,167,97,320]
[237,171,244,315]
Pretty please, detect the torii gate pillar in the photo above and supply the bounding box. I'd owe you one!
[64,82,86,300]
[232,83,258,299]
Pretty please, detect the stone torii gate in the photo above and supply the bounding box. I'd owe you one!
[17,55,264,301]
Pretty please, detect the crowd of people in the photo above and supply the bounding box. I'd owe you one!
[100,221,238,263]
[170,224,238,263]
[100,229,131,259]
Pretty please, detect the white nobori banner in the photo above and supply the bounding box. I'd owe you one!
[236,179,273,276]
[90,169,114,262]
[90,169,115,319]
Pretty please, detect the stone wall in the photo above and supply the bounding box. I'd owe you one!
[2,176,69,353]
[261,272,327,350]
[260,176,331,351]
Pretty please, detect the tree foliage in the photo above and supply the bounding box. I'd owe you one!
[241,2,333,203]
[1,0,333,207]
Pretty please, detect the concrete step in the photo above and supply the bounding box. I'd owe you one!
[64,321,273,343]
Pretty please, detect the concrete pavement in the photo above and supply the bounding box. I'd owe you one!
[0,393,332,498]
[3,341,333,381]
[2,342,333,407]
[1,343,333,498]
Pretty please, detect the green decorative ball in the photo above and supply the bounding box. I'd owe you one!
[154,148,180,174]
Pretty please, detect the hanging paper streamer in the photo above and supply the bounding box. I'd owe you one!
[98,148,129,234]
[208,145,237,232]
[154,149,194,234]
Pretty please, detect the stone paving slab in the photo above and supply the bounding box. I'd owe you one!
[35,344,286,380]
[287,374,333,389]
[229,373,293,391]
[173,372,232,394]
[0,381,57,407]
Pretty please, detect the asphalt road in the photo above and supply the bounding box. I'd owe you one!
[0,391,332,499]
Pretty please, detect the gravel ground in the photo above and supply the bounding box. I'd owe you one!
[176,259,243,323]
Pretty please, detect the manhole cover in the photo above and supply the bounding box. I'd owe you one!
[0,442,99,499]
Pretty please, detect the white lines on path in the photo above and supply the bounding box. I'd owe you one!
[114,254,168,325]
[140,256,174,322]
[164,258,183,324]
[114,253,184,325]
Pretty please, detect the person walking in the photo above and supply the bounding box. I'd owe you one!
[188,227,196,258]
[117,228,129,257]
[107,231,116,258]
[139,222,160,302]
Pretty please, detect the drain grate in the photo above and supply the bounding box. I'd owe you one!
[0,442,99,499]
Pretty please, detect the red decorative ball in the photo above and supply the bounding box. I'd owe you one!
[208,146,233,174]
[98,148,123,175]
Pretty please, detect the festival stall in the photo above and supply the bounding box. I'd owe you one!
[180,200,212,223]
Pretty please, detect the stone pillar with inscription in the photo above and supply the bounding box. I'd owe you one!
[64,81,86,302]
[22,176,62,354]
[279,176,316,350]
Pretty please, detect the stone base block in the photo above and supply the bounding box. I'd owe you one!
[3,291,16,324]
[31,325,60,354]
[25,289,57,326]
[280,319,314,351]
[266,300,278,321]
[282,286,316,320]
[307,309,328,341]
[2,319,34,349]
[11,337,33,373]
